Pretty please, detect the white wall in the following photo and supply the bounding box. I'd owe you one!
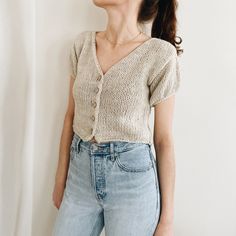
[0,0,34,235]
[174,1,236,235]
[1,0,236,235]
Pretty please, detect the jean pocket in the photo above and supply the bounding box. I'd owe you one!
[116,144,152,172]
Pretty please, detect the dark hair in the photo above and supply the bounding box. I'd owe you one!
[138,0,183,56]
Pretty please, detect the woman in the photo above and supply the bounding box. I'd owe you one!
[52,0,183,235]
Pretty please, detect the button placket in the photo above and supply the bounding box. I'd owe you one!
[90,74,103,135]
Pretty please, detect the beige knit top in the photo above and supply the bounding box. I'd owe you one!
[69,30,180,145]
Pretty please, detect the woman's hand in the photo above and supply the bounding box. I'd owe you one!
[52,181,66,209]
[153,221,174,236]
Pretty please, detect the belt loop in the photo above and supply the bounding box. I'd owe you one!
[77,137,82,153]
[110,142,114,154]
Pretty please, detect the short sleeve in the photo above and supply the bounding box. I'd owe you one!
[148,52,181,107]
[68,31,87,79]
[69,41,78,79]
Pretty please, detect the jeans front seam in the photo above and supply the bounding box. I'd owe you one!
[89,210,103,236]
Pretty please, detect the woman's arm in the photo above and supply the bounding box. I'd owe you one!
[153,95,176,236]
[52,75,76,209]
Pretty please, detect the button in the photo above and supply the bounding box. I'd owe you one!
[91,100,97,107]
[93,101,97,108]
[94,87,99,93]
[97,75,102,81]
[91,115,95,121]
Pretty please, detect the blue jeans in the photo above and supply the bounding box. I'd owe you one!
[52,132,161,236]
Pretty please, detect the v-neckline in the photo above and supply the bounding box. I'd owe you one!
[91,30,154,77]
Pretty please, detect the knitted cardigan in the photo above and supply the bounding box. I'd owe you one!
[69,30,180,145]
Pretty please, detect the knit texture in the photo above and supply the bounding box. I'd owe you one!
[69,30,180,145]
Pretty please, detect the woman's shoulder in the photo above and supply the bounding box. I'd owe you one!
[146,38,179,83]
[150,37,177,59]
[72,30,91,45]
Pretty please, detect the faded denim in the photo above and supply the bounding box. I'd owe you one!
[52,132,161,236]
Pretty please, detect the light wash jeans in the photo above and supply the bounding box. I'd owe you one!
[52,132,161,236]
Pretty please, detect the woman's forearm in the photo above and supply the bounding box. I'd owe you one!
[55,112,74,186]
[154,140,176,225]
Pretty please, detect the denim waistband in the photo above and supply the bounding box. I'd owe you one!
[72,132,151,154]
